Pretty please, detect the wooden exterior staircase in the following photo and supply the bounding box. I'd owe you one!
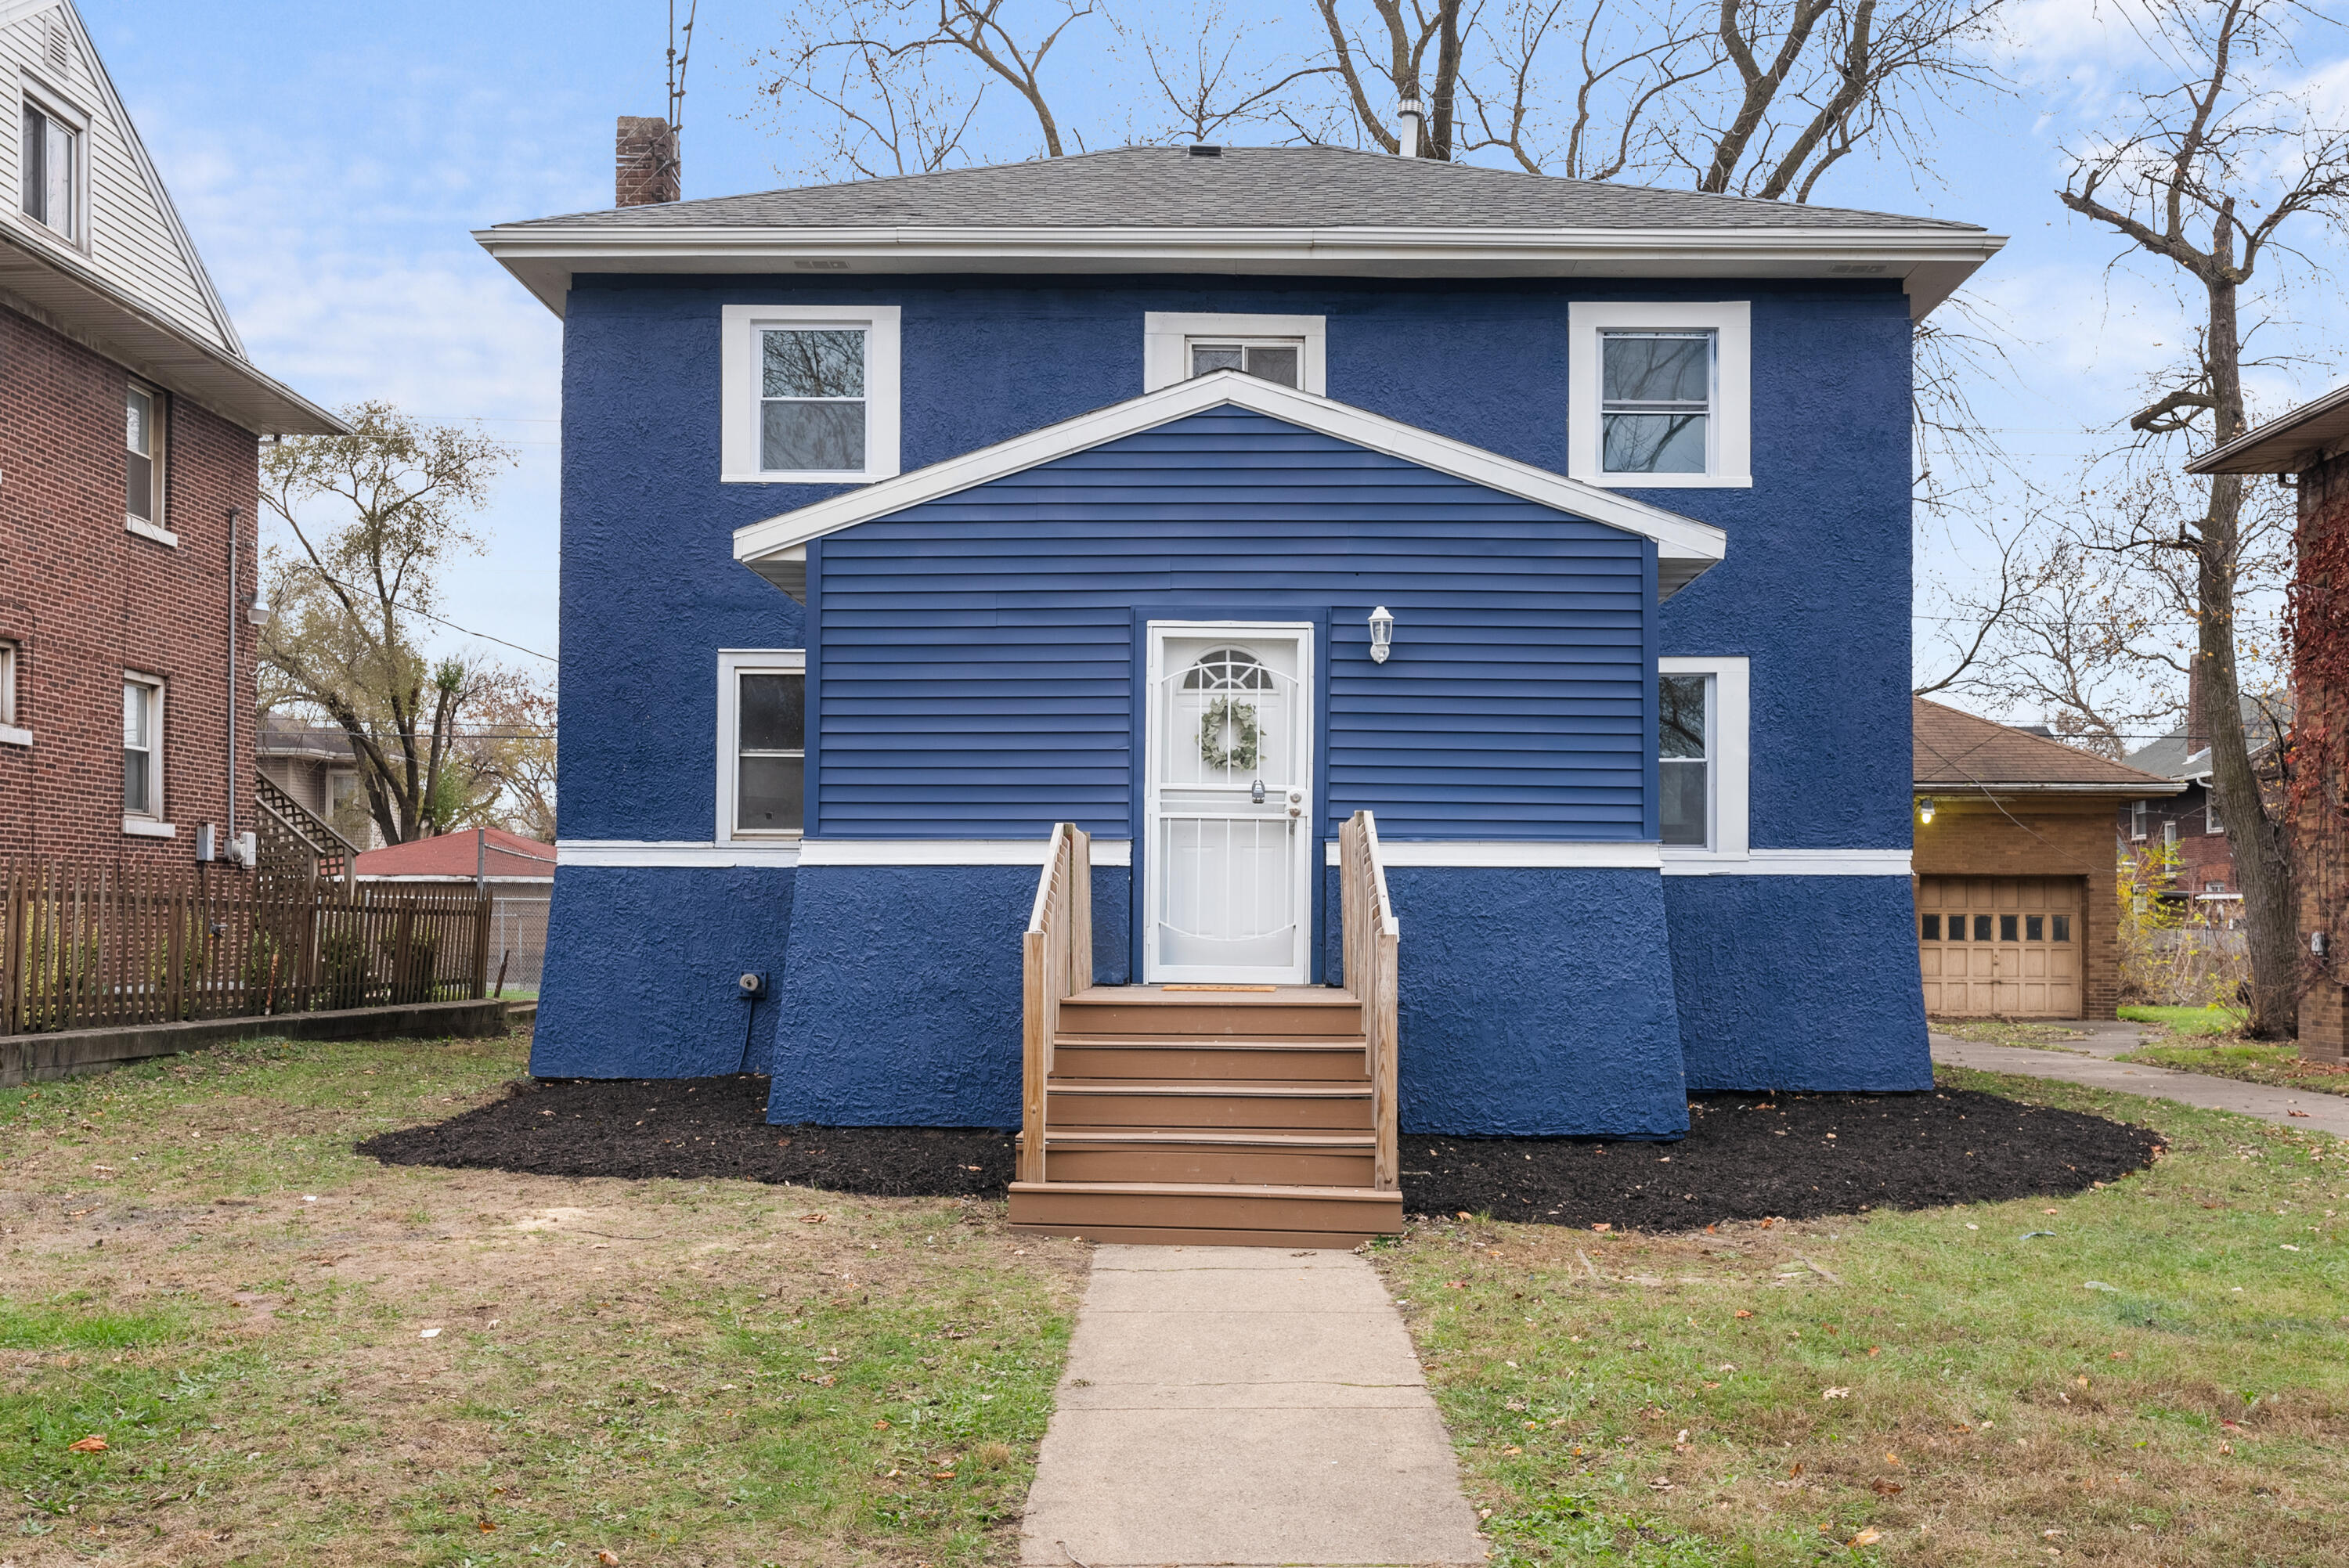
[1006,813,1403,1247]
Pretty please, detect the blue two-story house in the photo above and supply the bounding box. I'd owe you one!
[478,144,2001,1240]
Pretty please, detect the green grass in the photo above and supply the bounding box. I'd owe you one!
[2119,1004,2249,1037]
[0,1032,1081,1566]
[1372,1068,2349,1566]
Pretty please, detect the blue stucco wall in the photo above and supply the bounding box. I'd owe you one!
[532,864,796,1078]
[1665,874,1931,1092]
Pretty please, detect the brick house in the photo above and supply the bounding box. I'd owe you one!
[0,2,337,868]
[2188,384,2349,1059]
[1911,698,2181,1019]
[2112,690,2285,917]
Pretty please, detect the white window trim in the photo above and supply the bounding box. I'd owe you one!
[121,670,168,834]
[0,638,23,746]
[716,648,807,845]
[1143,312,1326,395]
[1658,655,1748,861]
[720,304,900,484]
[124,378,173,542]
[1568,301,1752,488]
[16,73,92,253]
[2131,799,2148,842]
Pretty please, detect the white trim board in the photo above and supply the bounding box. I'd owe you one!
[802,838,1132,867]
[735,369,1726,599]
[1658,654,1748,860]
[1143,312,1326,395]
[1569,302,1751,488]
[1322,841,1662,869]
[558,839,804,868]
[1662,849,1913,876]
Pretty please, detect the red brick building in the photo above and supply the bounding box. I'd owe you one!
[0,2,337,868]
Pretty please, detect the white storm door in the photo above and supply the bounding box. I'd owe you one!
[1143,622,1315,983]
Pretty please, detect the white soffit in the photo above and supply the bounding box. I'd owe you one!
[733,370,1726,598]
[473,223,2004,321]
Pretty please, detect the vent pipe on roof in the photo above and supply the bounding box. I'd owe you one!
[1396,97,1424,158]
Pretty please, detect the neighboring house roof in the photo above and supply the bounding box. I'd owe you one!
[354,827,557,881]
[1913,698,2182,795]
[732,369,1727,600]
[0,2,340,434]
[256,718,357,762]
[2186,380,2349,474]
[476,143,2004,320]
[2120,696,2287,782]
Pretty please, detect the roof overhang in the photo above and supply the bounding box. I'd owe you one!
[732,369,1726,603]
[0,223,343,435]
[1913,780,2187,797]
[2187,381,2349,474]
[474,222,2004,323]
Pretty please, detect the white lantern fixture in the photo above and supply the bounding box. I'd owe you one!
[1916,796,1936,825]
[1368,605,1395,664]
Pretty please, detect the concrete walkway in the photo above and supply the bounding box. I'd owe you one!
[1931,1029,2349,1137]
[1020,1245,1485,1568]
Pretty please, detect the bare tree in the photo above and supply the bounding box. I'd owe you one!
[2055,0,2349,1035]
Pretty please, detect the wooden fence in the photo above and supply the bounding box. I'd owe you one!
[1,863,491,1035]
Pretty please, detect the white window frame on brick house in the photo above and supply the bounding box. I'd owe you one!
[720,305,900,484]
[17,76,90,250]
[716,649,808,844]
[121,672,173,837]
[1658,655,1750,861]
[1568,302,1752,488]
[2206,789,2223,833]
[1143,312,1327,395]
[125,379,174,544]
[2131,799,2148,841]
[0,638,27,747]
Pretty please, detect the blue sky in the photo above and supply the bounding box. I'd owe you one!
[81,1,2349,707]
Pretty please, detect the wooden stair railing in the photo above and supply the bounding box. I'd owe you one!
[255,773,361,885]
[1019,823,1092,1184]
[1339,809,1401,1191]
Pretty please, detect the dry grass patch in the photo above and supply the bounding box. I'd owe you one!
[0,1033,1084,1567]
[1373,1068,2349,1566]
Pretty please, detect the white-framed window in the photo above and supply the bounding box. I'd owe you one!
[17,85,85,243]
[121,673,172,834]
[720,305,900,483]
[2163,819,2177,850]
[2206,791,2223,833]
[2131,798,2148,841]
[716,650,807,841]
[1657,655,1749,858]
[1143,313,1327,395]
[1568,302,1752,488]
[0,638,25,747]
[125,380,173,542]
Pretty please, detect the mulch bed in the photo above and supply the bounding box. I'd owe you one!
[358,1079,2162,1227]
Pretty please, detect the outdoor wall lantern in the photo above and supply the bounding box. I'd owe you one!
[1915,796,1936,825]
[1368,605,1395,664]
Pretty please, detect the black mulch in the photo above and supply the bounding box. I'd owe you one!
[357,1079,2163,1227]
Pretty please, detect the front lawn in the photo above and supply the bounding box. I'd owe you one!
[0,1033,1081,1567]
[1374,1067,2349,1566]
[2119,1004,2247,1037]
[2116,1004,2349,1098]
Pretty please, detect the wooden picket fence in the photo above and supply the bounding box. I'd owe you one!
[1,863,491,1035]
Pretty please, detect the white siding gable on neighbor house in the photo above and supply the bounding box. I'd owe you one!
[0,0,236,354]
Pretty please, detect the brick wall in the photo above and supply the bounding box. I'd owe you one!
[0,302,260,867]
[2297,450,2349,1061]
[615,117,679,207]
[1912,795,2131,1019]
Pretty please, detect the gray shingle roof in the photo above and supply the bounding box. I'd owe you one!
[500,144,1983,233]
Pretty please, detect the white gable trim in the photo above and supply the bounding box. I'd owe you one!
[734,369,1726,588]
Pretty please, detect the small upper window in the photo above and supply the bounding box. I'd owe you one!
[734,669,806,834]
[761,328,866,473]
[2206,792,2223,834]
[2131,799,2147,840]
[1188,338,1302,388]
[1659,672,1709,848]
[126,383,166,530]
[122,677,161,817]
[721,306,900,484]
[19,102,77,239]
[1601,331,1713,474]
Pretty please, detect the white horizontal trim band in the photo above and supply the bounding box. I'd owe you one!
[1662,849,1913,876]
[557,839,803,868]
[121,817,176,839]
[801,838,1133,867]
[1321,840,1662,869]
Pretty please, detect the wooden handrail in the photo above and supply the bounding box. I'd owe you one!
[1340,811,1402,1191]
[1019,823,1092,1184]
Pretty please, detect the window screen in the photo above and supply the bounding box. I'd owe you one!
[735,672,805,832]
[126,384,161,524]
[1600,331,1712,474]
[760,328,866,471]
[122,679,157,814]
[1659,674,1709,847]
[1189,340,1301,387]
[20,104,74,236]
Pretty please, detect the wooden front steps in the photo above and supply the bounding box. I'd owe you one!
[1012,820,1402,1249]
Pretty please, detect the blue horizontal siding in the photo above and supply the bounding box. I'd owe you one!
[814,406,1652,841]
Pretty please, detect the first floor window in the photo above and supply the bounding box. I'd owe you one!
[728,658,806,835]
[1601,330,1714,474]
[1188,337,1302,387]
[1659,672,1710,847]
[761,326,866,472]
[126,382,165,528]
[2163,819,2177,849]
[20,101,77,238]
[0,639,17,726]
[122,677,161,816]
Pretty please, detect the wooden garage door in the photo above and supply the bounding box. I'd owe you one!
[1916,876,2083,1018]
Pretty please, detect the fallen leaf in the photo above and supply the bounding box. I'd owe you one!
[874,1419,890,1429]
[66,1436,107,1454]
[419,1328,442,1339]
[799,1213,828,1224]
[2044,1208,2059,1215]
[1847,1527,1882,1547]
[1871,1479,1903,1495]
[1734,1310,1753,1319]
[1867,1346,1882,1356]
[1822,1387,1852,1400]
[477,1518,496,1533]
[597,1552,620,1566]
[1593,1223,1612,1233]
[2289,1109,2311,1118]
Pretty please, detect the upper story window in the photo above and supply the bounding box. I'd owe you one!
[126,381,171,541]
[1569,303,1752,489]
[721,305,900,484]
[2206,791,2223,833]
[717,650,807,840]
[19,98,78,241]
[2131,798,2147,840]
[1658,656,1750,858]
[1144,313,1326,395]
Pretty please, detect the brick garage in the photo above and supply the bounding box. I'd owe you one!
[1911,699,2183,1020]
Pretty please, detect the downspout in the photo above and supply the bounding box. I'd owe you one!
[226,503,239,863]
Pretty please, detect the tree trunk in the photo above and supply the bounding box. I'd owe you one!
[2199,263,2298,1036]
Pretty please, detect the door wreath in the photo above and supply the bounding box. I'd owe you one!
[1197,697,1261,770]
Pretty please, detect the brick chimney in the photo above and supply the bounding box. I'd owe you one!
[615,116,679,207]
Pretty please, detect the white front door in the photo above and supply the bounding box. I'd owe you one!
[1143,622,1315,983]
